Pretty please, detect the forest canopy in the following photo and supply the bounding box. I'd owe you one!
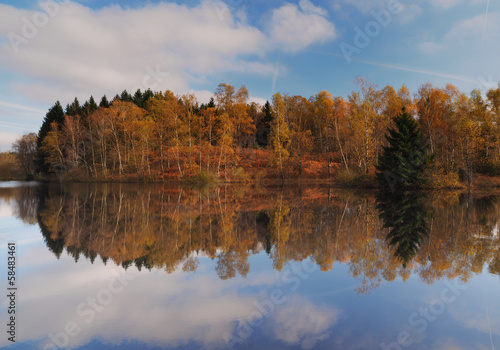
[5,79,500,186]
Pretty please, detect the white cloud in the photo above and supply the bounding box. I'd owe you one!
[0,248,259,349]
[249,95,267,106]
[189,89,266,106]
[0,1,266,102]
[444,12,499,43]
[0,199,14,219]
[270,296,339,349]
[416,12,500,55]
[269,0,337,52]
[0,131,21,152]
[299,0,328,16]
[0,0,337,110]
[0,234,341,350]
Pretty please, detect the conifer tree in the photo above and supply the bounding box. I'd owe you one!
[66,97,81,116]
[37,101,65,174]
[256,101,273,147]
[133,89,144,107]
[376,108,433,190]
[99,95,110,108]
[120,90,132,102]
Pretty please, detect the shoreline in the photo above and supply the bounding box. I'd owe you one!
[2,172,500,191]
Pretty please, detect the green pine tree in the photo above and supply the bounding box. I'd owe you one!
[66,97,81,116]
[376,108,434,190]
[99,95,110,108]
[37,101,65,174]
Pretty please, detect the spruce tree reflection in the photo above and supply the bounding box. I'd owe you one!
[376,190,431,268]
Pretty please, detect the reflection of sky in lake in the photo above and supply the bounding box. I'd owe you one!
[0,183,499,350]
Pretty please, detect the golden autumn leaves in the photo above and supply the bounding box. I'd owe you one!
[12,79,500,185]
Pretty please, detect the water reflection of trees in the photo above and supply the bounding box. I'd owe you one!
[0,185,39,225]
[376,191,431,268]
[5,183,500,291]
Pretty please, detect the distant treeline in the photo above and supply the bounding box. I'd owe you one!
[5,78,500,184]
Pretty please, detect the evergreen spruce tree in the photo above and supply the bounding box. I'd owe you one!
[87,95,98,111]
[142,89,154,106]
[82,96,98,118]
[66,97,81,116]
[133,89,144,107]
[376,108,433,190]
[120,90,132,102]
[37,101,65,174]
[99,95,110,108]
[256,100,273,147]
[207,97,216,108]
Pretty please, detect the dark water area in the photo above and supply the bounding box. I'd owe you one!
[0,181,499,349]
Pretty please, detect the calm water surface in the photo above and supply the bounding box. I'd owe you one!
[0,182,499,350]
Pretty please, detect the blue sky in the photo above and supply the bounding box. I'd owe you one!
[0,0,498,151]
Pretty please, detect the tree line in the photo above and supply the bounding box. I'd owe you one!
[6,79,500,184]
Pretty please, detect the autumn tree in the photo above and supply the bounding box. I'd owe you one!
[286,95,313,175]
[199,106,218,173]
[452,92,482,186]
[62,114,85,171]
[215,83,255,148]
[12,133,38,180]
[415,83,457,168]
[215,112,235,180]
[486,85,500,164]
[31,82,500,183]
[269,92,291,183]
[87,108,111,177]
[181,93,199,175]
[332,96,350,170]
[0,153,20,180]
[310,91,335,175]
[40,122,65,175]
[487,84,500,118]
[349,78,382,173]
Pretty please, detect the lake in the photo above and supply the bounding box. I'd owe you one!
[1,181,499,350]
